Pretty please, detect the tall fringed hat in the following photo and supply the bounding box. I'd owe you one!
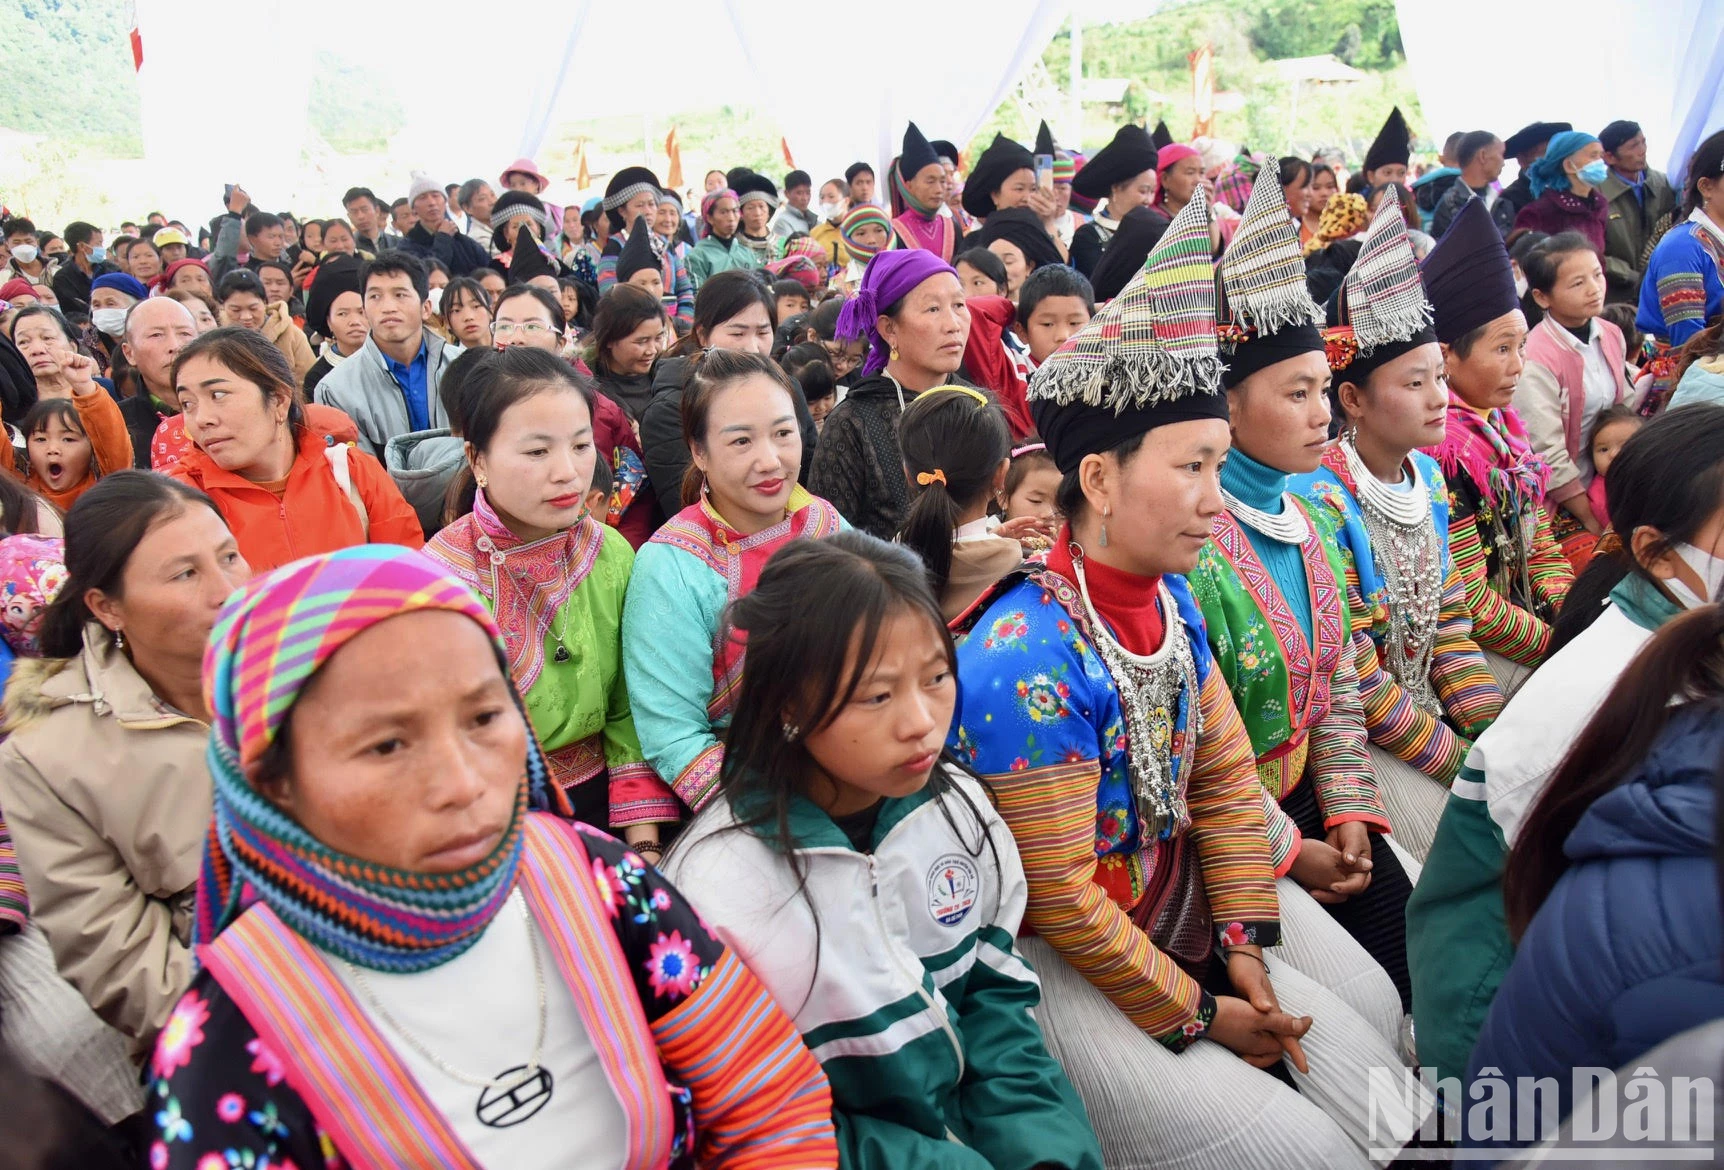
[1322,186,1435,386]
[1029,197,1227,473]
[1216,171,1325,388]
[1420,195,1521,345]
[1363,107,1412,174]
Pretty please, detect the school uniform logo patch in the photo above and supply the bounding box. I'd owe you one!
[926,855,980,926]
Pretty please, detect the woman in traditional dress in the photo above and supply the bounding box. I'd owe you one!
[1294,196,1505,861]
[1068,123,1160,279]
[1420,198,1573,689]
[1188,175,1415,1027]
[622,350,843,819]
[889,122,957,262]
[423,347,672,850]
[1635,128,1724,414]
[949,198,1428,1169]
[147,545,836,1169]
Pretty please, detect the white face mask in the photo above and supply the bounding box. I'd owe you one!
[819,201,842,221]
[91,307,129,338]
[10,245,38,264]
[1670,541,1724,609]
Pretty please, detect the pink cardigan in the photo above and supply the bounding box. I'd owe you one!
[1518,316,1629,502]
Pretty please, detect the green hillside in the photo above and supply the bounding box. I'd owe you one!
[0,0,141,152]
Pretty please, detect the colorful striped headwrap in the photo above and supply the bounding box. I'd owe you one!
[194,545,567,972]
[840,204,894,260]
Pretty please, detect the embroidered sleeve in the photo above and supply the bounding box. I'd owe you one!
[1526,504,1574,617]
[1183,670,1282,946]
[597,250,618,291]
[1306,623,1390,831]
[1655,264,1709,346]
[1344,572,1471,787]
[148,974,329,1170]
[0,809,25,932]
[1429,559,1504,740]
[672,256,695,323]
[1446,481,1551,666]
[578,827,839,1168]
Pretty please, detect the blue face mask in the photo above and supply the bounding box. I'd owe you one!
[1576,160,1609,186]
[87,245,107,264]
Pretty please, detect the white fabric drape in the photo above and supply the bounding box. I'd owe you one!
[719,0,1069,185]
[1395,0,1722,181]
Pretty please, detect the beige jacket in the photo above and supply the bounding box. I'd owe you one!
[264,300,317,382]
[0,624,210,1058]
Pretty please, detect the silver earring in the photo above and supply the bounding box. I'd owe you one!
[1099,506,1110,548]
[113,628,125,650]
[781,720,799,742]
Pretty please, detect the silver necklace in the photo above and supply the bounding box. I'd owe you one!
[345,893,549,1094]
[479,533,575,664]
[1221,488,1310,544]
[1342,440,1443,713]
[1069,545,1199,838]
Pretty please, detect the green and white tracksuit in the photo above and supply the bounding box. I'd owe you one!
[664,764,1103,1170]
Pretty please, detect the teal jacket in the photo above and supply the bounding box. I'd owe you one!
[663,765,1103,1170]
[1405,573,1680,1083]
[686,232,763,290]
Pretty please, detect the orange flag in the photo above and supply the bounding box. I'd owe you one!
[781,137,796,169]
[1189,44,1215,138]
[665,128,684,189]
[575,141,591,190]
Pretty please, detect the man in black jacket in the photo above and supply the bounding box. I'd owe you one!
[342,187,399,255]
[50,221,107,315]
[397,172,489,275]
[116,297,198,467]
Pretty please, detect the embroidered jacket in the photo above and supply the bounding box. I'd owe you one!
[1187,503,1390,869]
[1294,449,1503,785]
[950,568,1280,1050]
[1635,219,1724,347]
[622,489,845,814]
[148,816,837,1170]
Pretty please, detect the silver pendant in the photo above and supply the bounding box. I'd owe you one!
[553,644,570,664]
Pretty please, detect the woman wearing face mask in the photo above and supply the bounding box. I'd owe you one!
[1406,403,1724,1089]
[639,271,818,521]
[425,348,672,844]
[0,473,251,1059]
[809,251,973,539]
[1422,198,1573,686]
[622,351,842,819]
[1512,130,1610,256]
[950,199,1429,1168]
[8,305,118,403]
[1069,124,1160,279]
[1295,210,1504,862]
[168,328,423,572]
[1188,177,1415,1031]
[87,273,148,372]
[663,532,1103,1170]
[147,545,836,1170]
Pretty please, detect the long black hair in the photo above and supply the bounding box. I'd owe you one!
[1681,129,1724,217]
[897,387,1011,600]
[37,471,223,659]
[1549,404,1724,654]
[669,532,999,1004]
[1504,603,1724,939]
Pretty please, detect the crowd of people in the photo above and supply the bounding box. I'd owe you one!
[0,103,1721,1169]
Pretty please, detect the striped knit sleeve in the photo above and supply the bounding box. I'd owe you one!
[1428,561,1503,740]
[597,252,618,291]
[1447,505,1550,666]
[983,758,1213,1050]
[1655,265,1710,346]
[672,256,695,323]
[0,808,26,932]
[1526,504,1574,617]
[1183,671,1282,943]
[652,949,839,1167]
[1306,629,1391,831]
[1345,573,1471,787]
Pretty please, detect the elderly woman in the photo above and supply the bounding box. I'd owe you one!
[1512,130,1610,256]
[148,545,836,1169]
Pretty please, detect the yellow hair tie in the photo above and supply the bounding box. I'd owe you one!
[916,469,948,487]
[923,385,989,406]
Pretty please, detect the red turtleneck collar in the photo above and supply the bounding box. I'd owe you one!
[1046,526,1166,656]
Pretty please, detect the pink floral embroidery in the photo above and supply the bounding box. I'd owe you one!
[246,1036,287,1087]
[149,1142,169,1170]
[152,991,210,1080]
[197,1154,227,1170]
[645,930,700,999]
[593,856,623,917]
[1218,921,1250,948]
[216,1092,246,1122]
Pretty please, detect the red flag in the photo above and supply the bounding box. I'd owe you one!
[129,2,144,71]
[781,137,796,170]
[665,127,684,190]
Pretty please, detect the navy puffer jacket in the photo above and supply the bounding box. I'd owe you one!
[1465,701,1724,1152]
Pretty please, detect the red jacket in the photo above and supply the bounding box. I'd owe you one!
[169,418,423,573]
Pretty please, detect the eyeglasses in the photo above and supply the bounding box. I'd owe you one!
[492,321,559,338]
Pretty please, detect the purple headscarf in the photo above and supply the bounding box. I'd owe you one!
[835,250,959,377]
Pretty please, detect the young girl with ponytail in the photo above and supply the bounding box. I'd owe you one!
[622,349,844,820]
